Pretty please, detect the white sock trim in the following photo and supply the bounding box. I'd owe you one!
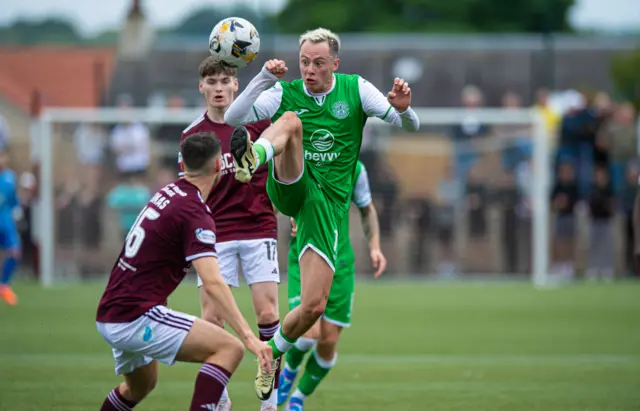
[284,362,299,373]
[263,387,278,406]
[292,388,307,401]
[255,137,274,165]
[295,337,316,351]
[274,327,295,353]
[312,347,337,369]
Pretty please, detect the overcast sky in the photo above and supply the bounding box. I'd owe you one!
[1,0,638,36]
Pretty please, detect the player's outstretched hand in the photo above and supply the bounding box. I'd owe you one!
[370,248,387,279]
[387,77,411,113]
[245,335,273,373]
[290,218,297,237]
[264,59,288,79]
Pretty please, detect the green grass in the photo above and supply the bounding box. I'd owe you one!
[1,280,639,410]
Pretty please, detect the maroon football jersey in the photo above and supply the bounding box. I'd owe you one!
[179,113,277,243]
[96,179,217,323]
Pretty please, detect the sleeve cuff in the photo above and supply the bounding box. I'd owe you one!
[260,67,279,82]
[398,107,414,116]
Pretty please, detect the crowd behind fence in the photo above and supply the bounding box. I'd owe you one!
[9,83,640,282]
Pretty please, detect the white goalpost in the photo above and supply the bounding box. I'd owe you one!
[35,107,550,287]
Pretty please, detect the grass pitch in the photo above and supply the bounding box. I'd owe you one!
[1,280,639,410]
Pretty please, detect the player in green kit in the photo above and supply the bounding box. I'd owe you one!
[279,160,386,411]
[224,28,420,399]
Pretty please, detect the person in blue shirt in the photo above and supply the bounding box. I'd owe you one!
[107,175,152,240]
[0,149,21,305]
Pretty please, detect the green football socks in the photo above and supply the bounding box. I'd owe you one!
[295,349,337,397]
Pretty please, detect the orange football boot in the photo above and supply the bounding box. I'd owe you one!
[0,285,17,305]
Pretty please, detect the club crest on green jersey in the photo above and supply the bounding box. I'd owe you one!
[310,129,335,152]
[331,101,350,119]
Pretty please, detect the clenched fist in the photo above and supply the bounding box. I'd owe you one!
[264,59,288,79]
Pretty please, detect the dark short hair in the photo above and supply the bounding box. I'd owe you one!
[180,132,222,173]
[199,56,237,78]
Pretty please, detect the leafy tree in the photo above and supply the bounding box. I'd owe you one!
[610,48,640,109]
[276,0,575,33]
[86,30,120,45]
[0,18,82,45]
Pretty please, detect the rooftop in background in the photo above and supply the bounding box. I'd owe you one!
[0,46,116,113]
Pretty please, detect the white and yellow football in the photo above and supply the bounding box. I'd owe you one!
[209,17,260,69]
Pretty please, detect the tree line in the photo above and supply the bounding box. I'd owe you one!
[0,0,577,46]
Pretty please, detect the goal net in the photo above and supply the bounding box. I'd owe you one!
[34,107,549,287]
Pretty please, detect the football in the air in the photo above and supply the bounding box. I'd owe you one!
[209,17,260,69]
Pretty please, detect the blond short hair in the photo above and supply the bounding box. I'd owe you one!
[299,28,340,56]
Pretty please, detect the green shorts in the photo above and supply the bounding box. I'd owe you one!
[287,240,355,328]
[267,161,343,271]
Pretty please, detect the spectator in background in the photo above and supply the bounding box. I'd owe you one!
[77,167,104,277]
[109,94,150,178]
[465,166,488,238]
[359,124,383,183]
[591,92,614,169]
[514,157,533,273]
[405,197,431,275]
[557,90,597,199]
[599,102,637,195]
[450,85,490,185]
[550,162,579,279]
[497,91,533,171]
[495,91,530,274]
[74,122,107,176]
[55,166,104,278]
[586,166,615,281]
[107,174,151,240]
[371,166,398,273]
[435,164,461,277]
[156,95,188,168]
[533,88,561,149]
[55,171,81,278]
[464,165,490,273]
[372,166,398,240]
[0,113,9,149]
[496,91,526,136]
[620,162,639,276]
[18,172,37,278]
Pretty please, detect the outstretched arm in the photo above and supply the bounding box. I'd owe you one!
[359,77,420,132]
[359,204,385,277]
[193,257,254,341]
[193,257,272,372]
[224,61,287,125]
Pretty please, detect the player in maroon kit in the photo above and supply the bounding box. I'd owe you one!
[96,132,272,411]
[180,57,281,411]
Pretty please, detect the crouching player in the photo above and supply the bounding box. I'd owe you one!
[279,160,386,410]
[95,132,272,411]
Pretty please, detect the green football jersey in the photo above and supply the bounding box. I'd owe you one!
[273,74,367,214]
